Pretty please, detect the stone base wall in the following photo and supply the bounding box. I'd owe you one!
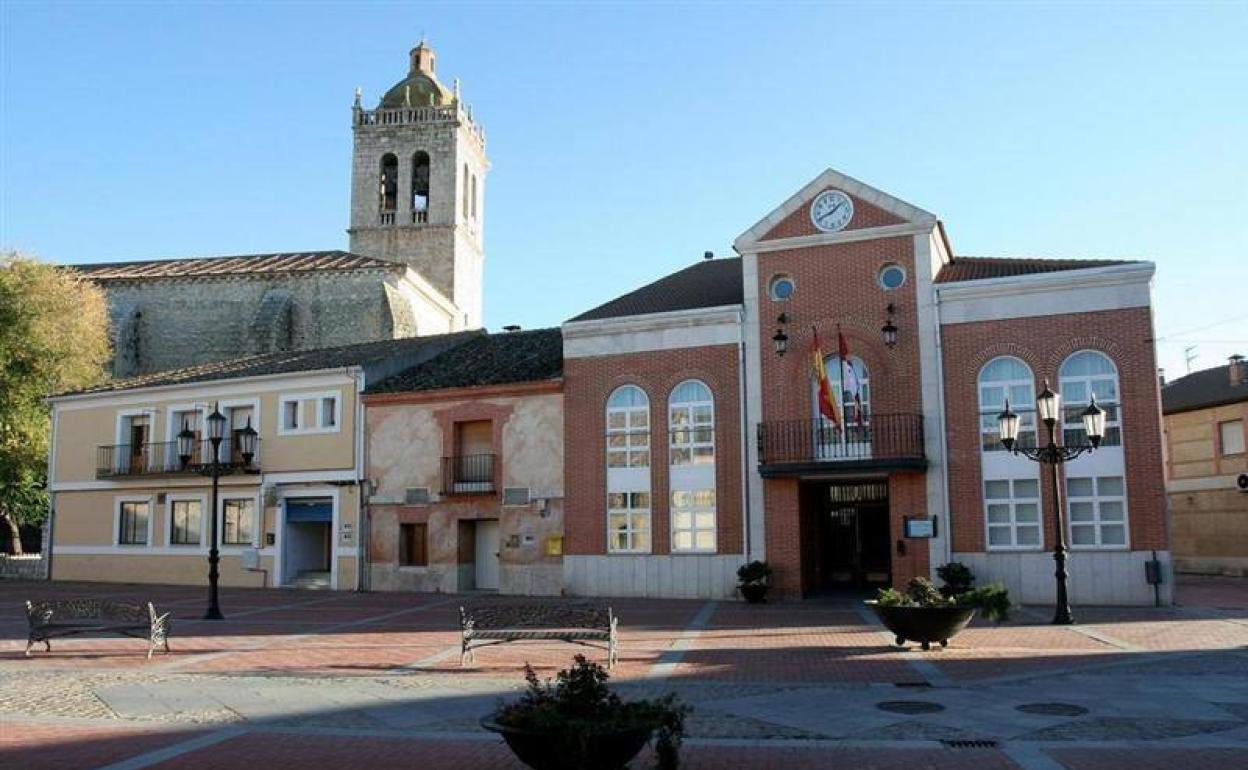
[0,554,47,581]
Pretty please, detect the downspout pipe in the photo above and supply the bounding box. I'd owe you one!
[737,307,751,564]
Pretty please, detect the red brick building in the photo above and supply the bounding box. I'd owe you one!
[561,169,1170,604]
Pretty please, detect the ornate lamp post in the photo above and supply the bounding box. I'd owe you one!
[179,404,258,620]
[998,381,1106,624]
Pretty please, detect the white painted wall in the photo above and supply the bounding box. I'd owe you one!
[952,549,1173,606]
[564,555,741,599]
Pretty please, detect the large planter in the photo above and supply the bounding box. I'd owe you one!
[866,601,976,651]
[481,717,653,770]
[739,583,768,603]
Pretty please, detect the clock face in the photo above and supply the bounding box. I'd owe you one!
[810,190,854,232]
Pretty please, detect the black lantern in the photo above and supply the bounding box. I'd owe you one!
[997,400,1021,452]
[881,303,898,349]
[177,421,196,468]
[237,418,259,465]
[1036,380,1061,425]
[1081,395,1106,448]
[772,328,789,357]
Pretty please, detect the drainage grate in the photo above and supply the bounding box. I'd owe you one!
[893,681,933,688]
[876,700,945,714]
[941,739,999,749]
[1016,702,1089,717]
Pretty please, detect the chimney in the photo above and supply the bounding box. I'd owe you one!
[1230,354,1246,387]
[502,325,521,333]
[1157,367,1166,388]
[410,41,436,75]
[703,251,714,260]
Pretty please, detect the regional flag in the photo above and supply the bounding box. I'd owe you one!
[812,329,841,428]
[838,330,864,426]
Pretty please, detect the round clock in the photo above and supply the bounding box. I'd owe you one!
[810,189,854,232]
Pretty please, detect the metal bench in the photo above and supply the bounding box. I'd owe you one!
[25,599,172,659]
[460,603,618,668]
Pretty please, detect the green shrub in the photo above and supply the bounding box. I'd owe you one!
[957,583,1012,622]
[936,562,975,597]
[736,560,773,587]
[905,577,952,607]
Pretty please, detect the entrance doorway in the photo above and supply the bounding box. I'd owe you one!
[802,481,891,593]
[283,498,332,588]
[474,519,500,591]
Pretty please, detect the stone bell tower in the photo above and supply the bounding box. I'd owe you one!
[348,41,488,328]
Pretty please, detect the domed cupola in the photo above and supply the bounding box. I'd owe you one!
[380,40,454,108]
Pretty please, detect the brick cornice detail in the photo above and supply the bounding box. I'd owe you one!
[363,379,561,405]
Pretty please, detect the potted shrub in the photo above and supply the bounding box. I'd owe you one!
[482,654,689,770]
[737,560,773,603]
[866,568,1011,650]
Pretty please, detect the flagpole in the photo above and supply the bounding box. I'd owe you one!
[837,324,849,440]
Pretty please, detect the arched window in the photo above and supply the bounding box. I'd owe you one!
[978,357,1041,550]
[812,356,870,456]
[978,357,1036,452]
[470,174,478,220]
[379,154,398,214]
[669,380,714,466]
[1060,351,1127,549]
[1060,351,1121,448]
[668,380,716,552]
[462,164,470,219]
[411,152,430,219]
[606,385,650,553]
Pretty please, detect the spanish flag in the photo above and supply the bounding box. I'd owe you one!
[812,328,841,427]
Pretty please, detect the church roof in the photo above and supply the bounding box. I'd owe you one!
[1162,361,1248,415]
[367,328,563,394]
[56,331,482,397]
[568,258,745,322]
[71,251,402,281]
[935,256,1140,283]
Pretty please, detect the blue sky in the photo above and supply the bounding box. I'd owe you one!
[2,1,1244,378]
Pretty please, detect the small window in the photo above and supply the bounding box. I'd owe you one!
[1220,420,1245,455]
[607,492,651,553]
[282,400,300,431]
[320,397,337,428]
[878,263,907,290]
[170,500,202,546]
[222,498,256,546]
[119,500,149,545]
[671,489,716,552]
[1067,475,1129,549]
[984,478,1042,549]
[399,523,428,566]
[768,275,795,301]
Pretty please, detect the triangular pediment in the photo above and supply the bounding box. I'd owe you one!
[734,168,937,251]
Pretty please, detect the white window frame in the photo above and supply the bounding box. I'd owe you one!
[1220,419,1245,456]
[1066,475,1130,550]
[166,493,207,548]
[669,380,715,467]
[277,390,342,436]
[607,491,651,554]
[219,492,262,550]
[114,495,154,547]
[978,357,1037,453]
[114,408,157,473]
[606,385,651,470]
[983,478,1043,551]
[1059,350,1122,448]
[670,489,716,553]
[811,355,871,457]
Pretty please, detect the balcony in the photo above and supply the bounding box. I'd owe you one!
[441,454,496,496]
[96,439,261,479]
[756,413,925,478]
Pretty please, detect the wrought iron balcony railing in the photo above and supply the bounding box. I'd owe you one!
[441,453,496,496]
[756,413,925,474]
[96,439,261,479]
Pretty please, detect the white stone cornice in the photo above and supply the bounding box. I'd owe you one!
[563,305,743,358]
[937,262,1156,325]
[734,167,938,251]
[746,221,935,255]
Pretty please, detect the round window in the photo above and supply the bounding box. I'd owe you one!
[769,276,795,301]
[879,264,906,290]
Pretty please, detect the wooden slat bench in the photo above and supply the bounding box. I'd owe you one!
[460,604,618,668]
[25,599,172,659]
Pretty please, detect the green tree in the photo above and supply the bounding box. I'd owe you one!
[0,253,110,553]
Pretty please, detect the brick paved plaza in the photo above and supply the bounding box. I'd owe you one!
[2,577,1246,769]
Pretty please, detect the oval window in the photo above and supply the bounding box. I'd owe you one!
[879,264,906,290]
[769,275,795,301]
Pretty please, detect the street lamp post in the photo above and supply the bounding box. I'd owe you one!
[178,403,258,621]
[997,380,1106,625]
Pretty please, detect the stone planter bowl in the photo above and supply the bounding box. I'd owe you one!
[866,600,976,651]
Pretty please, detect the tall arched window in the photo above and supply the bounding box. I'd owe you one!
[1060,351,1127,549]
[462,164,471,219]
[411,152,430,219]
[978,357,1041,549]
[979,357,1036,452]
[379,154,398,214]
[812,356,870,456]
[669,380,715,553]
[470,174,478,220]
[606,385,650,553]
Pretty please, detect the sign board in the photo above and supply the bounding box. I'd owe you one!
[903,516,937,539]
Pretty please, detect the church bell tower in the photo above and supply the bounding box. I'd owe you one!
[348,41,488,328]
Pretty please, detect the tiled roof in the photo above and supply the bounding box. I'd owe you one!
[1162,361,1248,415]
[367,328,563,394]
[57,331,482,397]
[71,251,402,280]
[935,256,1139,284]
[569,258,744,322]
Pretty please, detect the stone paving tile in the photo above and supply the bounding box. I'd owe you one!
[1048,747,1248,770]
[1,721,205,770]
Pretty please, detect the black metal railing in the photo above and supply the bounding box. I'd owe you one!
[441,453,496,495]
[757,413,924,466]
[96,439,261,478]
